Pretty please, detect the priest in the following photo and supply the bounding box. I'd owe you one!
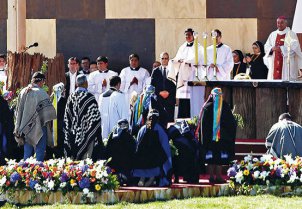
[168,28,205,118]
[207,29,234,81]
[88,56,118,103]
[119,54,150,103]
[264,16,302,80]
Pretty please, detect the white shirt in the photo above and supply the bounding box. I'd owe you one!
[119,66,150,99]
[88,70,118,102]
[69,72,77,95]
[207,43,234,80]
[109,91,129,133]
[98,92,111,139]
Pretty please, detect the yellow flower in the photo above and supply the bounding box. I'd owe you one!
[17,167,22,173]
[70,179,76,185]
[95,184,101,191]
[240,161,245,166]
[33,169,37,177]
[243,170,250,176]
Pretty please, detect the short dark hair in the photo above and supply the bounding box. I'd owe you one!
[184,28,194,35]
[129,54,139,61]
[109,76,121,87]
[81,57,90,62]
[90,61,97,65]
[31,72,46,83]
[0,54,6,60]
[279,113,292,121]
[96,56,108,63]
[68,57,80,64]
[214,29,222,37]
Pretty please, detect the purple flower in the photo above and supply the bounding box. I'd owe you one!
[106,167,112,174]
[29,179,38,189]
[79,177,90,189]
[10,172,21,183]
[60,172,69,182]
[81,165,89,173]
[275,168,282,177]
[227,167,237,177]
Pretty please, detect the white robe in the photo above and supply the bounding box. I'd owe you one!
[98,93,111,140]
[88,70,118,103]
[108,91,129,133]
[119,66,150,102]
[168,42,205,118]
[264,27,302,81]
[206,44,234,81]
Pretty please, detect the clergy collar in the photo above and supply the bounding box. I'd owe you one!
[109,87,118,91]
[234,62,241,65]
[99,69,109,73]
[277,27,290,35]
[217,43,224,48]
[187,42,194,47]
[130,66,140,71]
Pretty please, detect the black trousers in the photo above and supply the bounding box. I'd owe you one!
[177,99,190,118]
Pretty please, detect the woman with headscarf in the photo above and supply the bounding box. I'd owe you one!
[133,109,172,187]
[196,88,237,183]
[246,41,269,79]
[231,50,247,79]
[106,119,136,185]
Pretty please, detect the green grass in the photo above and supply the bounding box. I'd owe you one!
[3,195,302,209]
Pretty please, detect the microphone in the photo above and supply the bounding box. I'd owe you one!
[28,42,38,49]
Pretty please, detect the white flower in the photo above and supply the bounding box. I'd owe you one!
[252,158,259,163]
[244,155,252,163]
[284,155,294,165]
[0,176,7,187]
[260,154,273,163]
[34,183,42,193]
[47,180,55,190]
[235,171,244,184]
[288,171,297,183]
[7,159,16,166]
[247,163,253,171]
[253,170,260,179]
[83,188,89,194]
[46,159,56,167]
[96,172,102,179]
[260,171,269,180]
[60,182,67,188]
[87,192,94,199]
[25,157,38,164]
[85,158,93,165]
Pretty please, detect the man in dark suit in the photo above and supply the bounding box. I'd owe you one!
[65,57,82,99]
[151,52,176,123]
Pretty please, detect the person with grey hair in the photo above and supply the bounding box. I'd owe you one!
[64,74,104,160]
[266,112,302,159]
[151,52,176,123]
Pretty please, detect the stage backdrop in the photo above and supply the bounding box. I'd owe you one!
[1,0,298,73]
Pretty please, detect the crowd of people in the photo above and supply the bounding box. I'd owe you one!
[0,16,302,186]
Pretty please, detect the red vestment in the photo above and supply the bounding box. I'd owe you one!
[273,34,286,79]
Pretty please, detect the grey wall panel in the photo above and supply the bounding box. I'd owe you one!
[56,19,155,73]
[0,19,6,53]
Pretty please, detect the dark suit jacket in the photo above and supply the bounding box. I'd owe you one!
[65,71,82,99]
[151,66,176,122]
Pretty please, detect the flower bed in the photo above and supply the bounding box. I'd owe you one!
[0,158,119,205]
[228,154,302,195]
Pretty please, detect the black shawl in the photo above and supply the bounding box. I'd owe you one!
[64,91,103,160]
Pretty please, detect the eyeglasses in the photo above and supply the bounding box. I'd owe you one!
[161,57,169,60]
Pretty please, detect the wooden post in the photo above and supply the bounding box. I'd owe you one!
[7,0,26,52]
